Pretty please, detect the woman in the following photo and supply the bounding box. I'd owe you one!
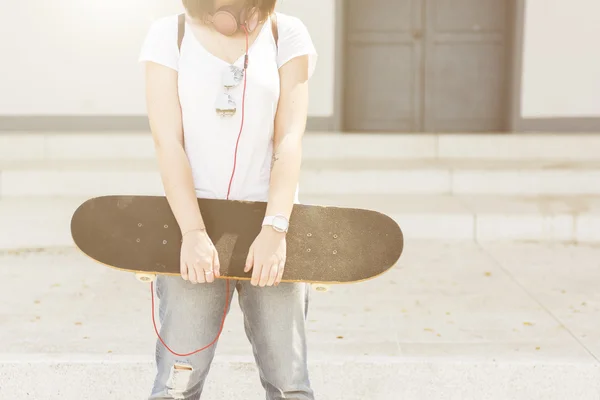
[138,0,317,398]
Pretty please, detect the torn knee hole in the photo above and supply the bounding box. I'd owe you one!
[166,362,194,399]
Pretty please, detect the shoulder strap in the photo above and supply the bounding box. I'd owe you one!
[271,13,278,50]
[178,13,185,52]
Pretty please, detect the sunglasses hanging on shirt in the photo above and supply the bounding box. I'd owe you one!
[216,65,245,117]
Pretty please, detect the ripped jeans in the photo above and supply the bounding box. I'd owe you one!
[148,275,315,400]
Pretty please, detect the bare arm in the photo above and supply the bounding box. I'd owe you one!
[265,54,311,219]
[144,62,205,235]
[243,54,310,286]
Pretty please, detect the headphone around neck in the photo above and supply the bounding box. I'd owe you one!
[207,5,260,36]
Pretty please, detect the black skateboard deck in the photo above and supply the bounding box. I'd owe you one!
[71,196,403,285]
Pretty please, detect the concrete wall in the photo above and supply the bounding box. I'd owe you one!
[521,0,600,118]
[0,0,334,118]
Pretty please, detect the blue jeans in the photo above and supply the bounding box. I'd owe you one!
[148,276,314,399]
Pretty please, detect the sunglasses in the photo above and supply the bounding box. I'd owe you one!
[215,65,245,117]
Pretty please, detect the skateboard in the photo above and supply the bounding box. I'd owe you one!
[70,195,403,291]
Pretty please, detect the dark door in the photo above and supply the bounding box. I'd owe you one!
[343,0,510,132]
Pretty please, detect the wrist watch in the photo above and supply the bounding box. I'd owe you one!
[262,214,289,233]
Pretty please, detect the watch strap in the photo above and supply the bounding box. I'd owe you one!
[262,216,276,226]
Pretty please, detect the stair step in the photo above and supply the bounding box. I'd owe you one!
[2,158,600,196]
[4,132,600,161]
[1,194,599,250]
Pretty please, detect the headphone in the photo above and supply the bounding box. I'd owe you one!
[207,5,260,36]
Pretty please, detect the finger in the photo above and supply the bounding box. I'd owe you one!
[204,265,215,284]
[180,259,189,281]
[204,254,215,283]
[267,262,278,287]
[245,246,254,273]
[251,263,262,286]
[196,269,206,284]
[275,260,285,286]
[187,262,198,284]
[194,260,206,284]
[213,249,221,278]
[259,261,272,287]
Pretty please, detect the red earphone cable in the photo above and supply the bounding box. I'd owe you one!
[149,26,250,358]
[149,280,230,357]
[227,27,249,199]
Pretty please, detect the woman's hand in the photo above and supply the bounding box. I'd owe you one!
[245,228,287,287]
[180,230,220,284]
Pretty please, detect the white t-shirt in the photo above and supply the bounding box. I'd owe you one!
[139,12,317,203]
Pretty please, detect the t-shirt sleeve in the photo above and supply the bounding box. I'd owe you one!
[275,14,318,79]
[138,15,180,71]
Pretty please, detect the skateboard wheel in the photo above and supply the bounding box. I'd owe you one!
[135,273,156,283]
[312,284,330,292]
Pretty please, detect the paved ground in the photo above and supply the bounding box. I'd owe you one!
[1,240,600,399]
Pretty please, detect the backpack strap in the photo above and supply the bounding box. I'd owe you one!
[178,13,185,52]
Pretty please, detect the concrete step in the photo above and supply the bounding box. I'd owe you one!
[1,241,600,399]
[1,194,599,251]
[2,158,600,197]
[3,132,600,161]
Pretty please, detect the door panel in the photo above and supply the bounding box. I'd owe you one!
[344,0,424,132]
[433,0,506,32]
[346,44,417,130]
[349,0,414,32]
[429,42,505,129]
[424,0,509,132]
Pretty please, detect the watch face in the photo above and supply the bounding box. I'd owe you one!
[272,215,289,232]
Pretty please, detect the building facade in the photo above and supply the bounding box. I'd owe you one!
[0,0,599,133]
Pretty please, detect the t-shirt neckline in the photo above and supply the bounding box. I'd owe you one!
[185,16,272,66]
